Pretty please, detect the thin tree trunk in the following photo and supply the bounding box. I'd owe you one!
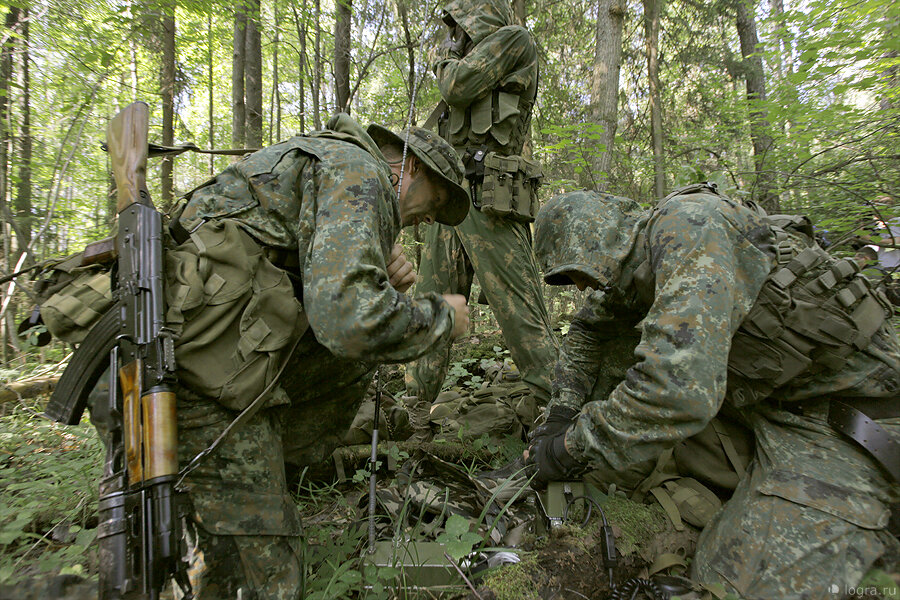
[589,0,625,191]
[299,0,307,132]
[313,0,322,129]
[735,0,778,210]
[208,12,215,175]
[334,0,351,114]
[244,0,263,147]
[160,1,176,208]
[16,9,32,252]
[397,1,415,117]
[512,0,526,26]
[233,3,247,148]
[644,0,664,199]
[270,0,281,143]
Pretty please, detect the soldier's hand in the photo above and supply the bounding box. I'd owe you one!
[387,243,416,293]
[523,429,586,488]
[442,293,470,338]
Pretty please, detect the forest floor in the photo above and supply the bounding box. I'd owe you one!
[0,331,898,599]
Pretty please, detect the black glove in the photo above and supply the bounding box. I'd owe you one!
[530,406,579,441]
[526,430,586,488]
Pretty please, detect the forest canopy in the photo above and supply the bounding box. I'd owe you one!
[0,0,897,357]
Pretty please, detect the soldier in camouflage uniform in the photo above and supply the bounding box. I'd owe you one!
[167,115,471,599]
[404,0,559,440]
[526,187,900,599]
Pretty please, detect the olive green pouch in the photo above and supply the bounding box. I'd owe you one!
[480,152,542,223]
[165,220,307,411]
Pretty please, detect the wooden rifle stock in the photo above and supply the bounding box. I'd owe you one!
[108,102,151,212]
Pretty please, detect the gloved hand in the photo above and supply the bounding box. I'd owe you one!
[530,406,579,442]
[525,428,586,488]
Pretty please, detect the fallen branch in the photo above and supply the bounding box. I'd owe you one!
[0,376,60,405]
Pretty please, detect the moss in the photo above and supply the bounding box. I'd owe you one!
[600,496,669,556]
[479,552,541,600]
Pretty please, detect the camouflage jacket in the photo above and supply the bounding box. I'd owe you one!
[541,190,900,497]
[176,115,456,367]
[435,0,537,156]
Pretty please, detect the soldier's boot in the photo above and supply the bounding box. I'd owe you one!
[402,395,432,443]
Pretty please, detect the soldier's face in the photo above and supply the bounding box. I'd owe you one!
[565,271,599,291]
[398,168,447,227]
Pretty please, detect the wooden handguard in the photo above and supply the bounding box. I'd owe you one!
[107,101,151,212]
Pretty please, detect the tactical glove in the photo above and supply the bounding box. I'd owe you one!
[527,430,586,487]
[530,406,579,441]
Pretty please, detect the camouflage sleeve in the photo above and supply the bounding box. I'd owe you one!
[549,292,632,413]
[302,154,456,363]
[434,26,536,106]
[567,202,753,476]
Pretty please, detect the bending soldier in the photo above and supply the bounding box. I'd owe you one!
[526,186,900,598]
[166,115,470,598]
[404,0,559,441]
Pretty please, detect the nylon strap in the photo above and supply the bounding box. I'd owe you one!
[648,487,685,531]
[648,552,686,576]
[711,419,747,479]
[423,100,448,131]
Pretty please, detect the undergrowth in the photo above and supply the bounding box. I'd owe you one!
[0,402,102,584]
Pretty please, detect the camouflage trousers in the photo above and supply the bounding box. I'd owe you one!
[693,408,900,599]
[175,367,372,600]
[405,203,558,433]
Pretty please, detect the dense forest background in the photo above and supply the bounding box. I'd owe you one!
[0,0,897,361]
[0,0,897,592]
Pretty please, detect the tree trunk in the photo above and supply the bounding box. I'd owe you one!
[512,0,526,27]
[290,0,308,132]
[244,0,263,147]
[644,0,664,199]
[160,1,176,208]
[334,0,352,114]
[15,9,32,253]
[0,8,18,263]
[208,12,215,175]
[590,0,625,191]
[735,0,778,211]
[270,0,281,143]
[232,3,247,148]
[313,0,322,128]
[397,1,415,119]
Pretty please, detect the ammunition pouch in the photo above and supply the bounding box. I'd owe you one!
[477,152,542,223]
[32,253,115,345]
[727,220,893,407]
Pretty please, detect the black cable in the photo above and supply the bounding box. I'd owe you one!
[563,495,617,587]
[608,578,670,600]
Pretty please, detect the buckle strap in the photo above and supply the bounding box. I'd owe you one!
[828,400,900,483]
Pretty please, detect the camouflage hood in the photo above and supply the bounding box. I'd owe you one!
[534,190,647,288]
[443,0,511,46]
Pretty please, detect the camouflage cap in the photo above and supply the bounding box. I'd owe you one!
[534,190,645,288]
[367,124,469,226]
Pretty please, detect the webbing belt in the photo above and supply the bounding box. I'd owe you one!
[827,399,900,483]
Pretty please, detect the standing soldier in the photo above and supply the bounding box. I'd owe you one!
[404,0,559,441]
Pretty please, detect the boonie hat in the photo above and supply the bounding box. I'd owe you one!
[367,124,469,226]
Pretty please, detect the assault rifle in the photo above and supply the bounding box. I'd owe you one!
[44,102,192,599]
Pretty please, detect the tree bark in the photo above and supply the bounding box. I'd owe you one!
[232,2,247,148]
[270,0,281,144]
[313,0,322,128]
[735,0,778,211]
[160,1,176,208]
[208,12,215,175]
[644,0,664,199]
[590,0,625,191]
[334,0,352,114]
[244,0,263,147]
[290,0,308,132]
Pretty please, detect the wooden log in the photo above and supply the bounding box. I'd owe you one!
[0,376,59,404]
